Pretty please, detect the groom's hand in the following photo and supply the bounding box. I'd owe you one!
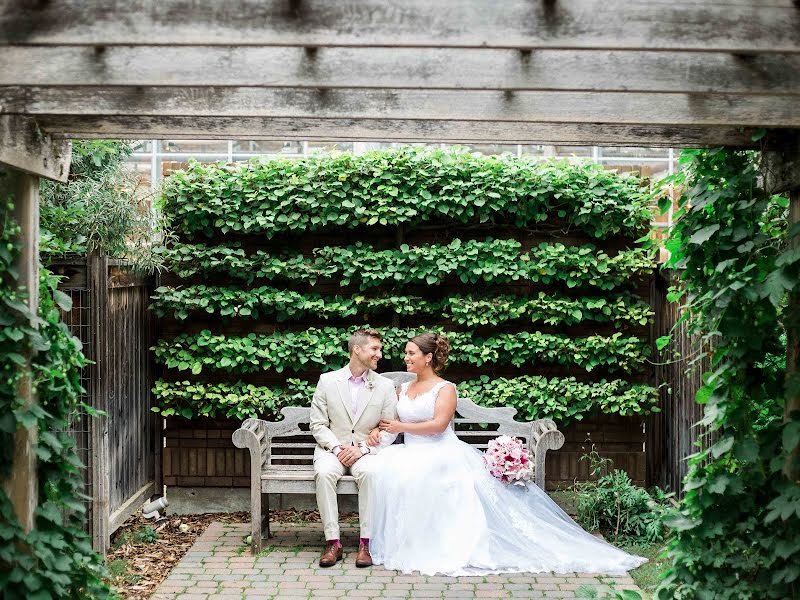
[367,428,382,446]
[337,446,361,467]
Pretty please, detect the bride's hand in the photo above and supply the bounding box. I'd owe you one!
[367,427,381,446]
[379,419,404,434]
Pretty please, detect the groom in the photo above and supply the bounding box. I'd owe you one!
[309,329,398,568]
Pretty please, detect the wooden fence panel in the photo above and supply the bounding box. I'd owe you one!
[47,254,159,553]
[105,261,158,533]
[647,271,713,495]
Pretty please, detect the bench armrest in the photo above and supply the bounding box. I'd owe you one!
[232,418,272,553]
[232,418,270,476]
[529,419,565,490]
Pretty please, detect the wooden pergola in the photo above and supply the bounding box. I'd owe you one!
[1,0,799,537]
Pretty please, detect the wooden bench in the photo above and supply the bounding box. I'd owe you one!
[232,372,565,553]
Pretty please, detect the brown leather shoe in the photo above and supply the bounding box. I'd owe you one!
[319,541,343,567]
[355,541,373,568]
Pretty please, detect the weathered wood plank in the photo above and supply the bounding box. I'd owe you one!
[2,46,799,95]
[0,115,70,182]
[5,87,798,127]
[1,1,798,52]
[89,251,110,554]
[763,131,800,194]
[38,115,763,147]
[108,480,155,534]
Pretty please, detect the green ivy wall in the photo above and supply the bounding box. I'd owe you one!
[152,147,657,490]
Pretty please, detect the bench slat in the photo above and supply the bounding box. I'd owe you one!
[455,430,521,438]
[262,472,340,480]
[270,442,317,448]
[262,477,358,494]
[263,464,316,471]
[269,453,314,458]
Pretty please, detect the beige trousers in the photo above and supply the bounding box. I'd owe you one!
[314,451,378,541]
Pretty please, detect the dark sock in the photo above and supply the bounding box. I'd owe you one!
[327,538,342,548]
[360,537,369,546]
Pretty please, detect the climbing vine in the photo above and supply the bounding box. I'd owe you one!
[655,149,800,599]
[0,199,112,599]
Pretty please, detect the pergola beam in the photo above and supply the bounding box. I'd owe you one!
[2,47,799,95]
[37,115,765,148]
[0,115,71,182]
[1,0,798,52]
[4,88,799,128]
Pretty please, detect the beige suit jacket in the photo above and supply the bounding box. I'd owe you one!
[309,366,398,459]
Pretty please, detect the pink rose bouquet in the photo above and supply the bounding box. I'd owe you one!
[483,435,534,488]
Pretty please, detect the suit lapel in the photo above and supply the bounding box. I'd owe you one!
[335,367,354,424]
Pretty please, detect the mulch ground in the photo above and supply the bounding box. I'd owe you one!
[106,508,356,599]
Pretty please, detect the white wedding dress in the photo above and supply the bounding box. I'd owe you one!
[368,381,647,576]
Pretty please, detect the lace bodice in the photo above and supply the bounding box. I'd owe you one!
[397,380,458,445]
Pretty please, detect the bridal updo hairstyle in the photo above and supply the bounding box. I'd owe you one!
[410,332,450,373]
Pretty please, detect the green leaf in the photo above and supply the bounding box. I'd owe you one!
[783,421,800,452]
[53,289,72,312]
[710,435,735,458]
[764,269,793,307]
[688,224,720,245]
[776,247,800,267]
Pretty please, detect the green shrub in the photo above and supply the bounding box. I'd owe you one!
[150,285,653,328]
[39,139,173,273]
[575,446,671,546]
[163,238,654,290]
[160,148,652,240]
[152,376,659,424]
[152,327,649,375]
[113,524,159,547]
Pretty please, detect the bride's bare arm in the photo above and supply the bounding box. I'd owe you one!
[379,384,457,436]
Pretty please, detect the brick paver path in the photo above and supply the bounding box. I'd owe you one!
[151,522,642,599]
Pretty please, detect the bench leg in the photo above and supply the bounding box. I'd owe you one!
[262,492,272,539]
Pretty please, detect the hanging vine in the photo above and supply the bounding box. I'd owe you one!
[0,197,113,599]
[655,149,800,599]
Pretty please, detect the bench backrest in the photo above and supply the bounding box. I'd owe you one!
[249,372,544,472]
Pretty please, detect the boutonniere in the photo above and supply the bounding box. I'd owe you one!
[365,374,376,391]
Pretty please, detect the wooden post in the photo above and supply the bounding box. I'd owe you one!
[763,131,800,481]
[787,188,799,481]
[151,270,164,498]
[89,250,111,554]
[1,169,40,532]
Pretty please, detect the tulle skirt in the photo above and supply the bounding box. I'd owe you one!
[368,434,647,576]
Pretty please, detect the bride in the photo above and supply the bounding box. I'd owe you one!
[366,331,647,576]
